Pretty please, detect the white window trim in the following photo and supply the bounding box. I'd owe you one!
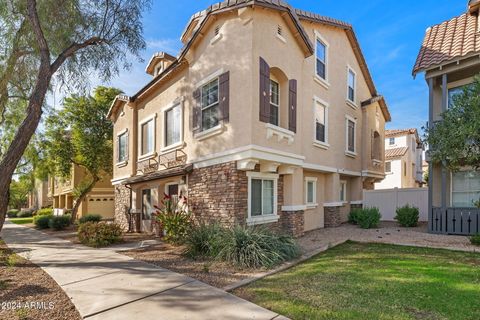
[210,33,223,45]
[200,77,221,132]
[161,99,184,152]
[194,123,224,141]
[346,65,358,108]
[195,68,225,89]
[305,177,318,208]
[450,169,480,207]
[314,30,330,89]
[247,171,279,226]
[138,114,157,160]
[340,180,347,203]
[116,128,129,166]
[313,96,329,149]
[345,115,357,157]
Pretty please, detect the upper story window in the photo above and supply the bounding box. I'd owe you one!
[164,103,182,148]
[385,161,392,173]
[315,98,328,144]
[372,131,381,160]
[389,137,395,145]
[117,130,128,163]
[269,79,280,126]
[448,84,471,109]
[201,78,220,131]
[140,117,155,156]
[346,116,356,155]
[347,68,356,103]
[315,39,327,80]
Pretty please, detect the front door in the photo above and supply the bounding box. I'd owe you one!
[141,189,154,232]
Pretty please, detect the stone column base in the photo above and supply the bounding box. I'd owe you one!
[324,206,342,228]
[280,210,305,237]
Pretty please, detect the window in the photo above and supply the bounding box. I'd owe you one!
[389,137,395,145]
[316,39,327,80]
[164,103,182,147]
[347,68,356,103]
[385,161,392,173]
[269,80,279,126]
[305,177,317,206]
[448,85,470,109]
[340,181,347,202]
[452,170,480,207]
[165,183,179,202]
[201,78,220,131]
[315,100,327,143]
[404,162,407,176]
[118,131,128,163]
[140,118,155,156]
[248,172,278,224]
[346,117,356,154]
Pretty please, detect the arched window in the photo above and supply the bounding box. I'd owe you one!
[269,67,288,129]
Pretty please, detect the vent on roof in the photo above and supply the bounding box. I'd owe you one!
[277,25,283,36]
[214,25,221,36]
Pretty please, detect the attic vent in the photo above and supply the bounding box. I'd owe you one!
[277,25,283,36]
[215,25,221,36]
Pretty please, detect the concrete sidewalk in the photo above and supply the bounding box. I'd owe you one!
[1,222,284,320]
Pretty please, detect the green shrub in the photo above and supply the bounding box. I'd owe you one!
[79,214,102,224]
[184,223,225,258]
[17,210,33,218]
[48,215,71,230]
[395,205,420,227]
[218,226,300,269]
[356,207,381,229]
[7,209,19,218]
[348,209,361,225]
[78,222,123,247]
[155,195,192,244]
[471,234,480,246]
[36,208,53,216]
[34,215,52,229]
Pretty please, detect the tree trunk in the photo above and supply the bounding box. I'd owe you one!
[0,67,51,232]
[70,176,99,223]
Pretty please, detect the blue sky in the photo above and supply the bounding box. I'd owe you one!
[101,0,467,132]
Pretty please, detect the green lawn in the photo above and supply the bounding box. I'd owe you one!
[9,217,33,225]
[234,242,480,320]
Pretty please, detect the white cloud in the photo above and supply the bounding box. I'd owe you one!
[146,38,181,54]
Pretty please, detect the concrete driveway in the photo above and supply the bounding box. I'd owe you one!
[1,222,285,320]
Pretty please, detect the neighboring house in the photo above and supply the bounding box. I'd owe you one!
[413,0,480,234]
[108,0,391,236]
[27,179,52,210]
[375,129,424,189]
[49,165,114,219]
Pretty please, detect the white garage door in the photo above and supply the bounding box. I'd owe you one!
[87,197,115,219]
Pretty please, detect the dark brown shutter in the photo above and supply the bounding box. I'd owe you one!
[288,79,297,133]
[192,89,201,133]
[125,131,129,162]
[259,57,270,123]
[219,71,230,123]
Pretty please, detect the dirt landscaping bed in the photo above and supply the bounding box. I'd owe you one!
[123,242,257,288]
[0,239,81,320]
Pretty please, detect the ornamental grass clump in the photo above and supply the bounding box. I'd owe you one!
[218,226,300,269]
[183,223,225,258]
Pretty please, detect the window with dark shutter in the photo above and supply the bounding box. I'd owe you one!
[259,57,270,123]
[219,71,230,123]
[288,79,297,133]
[269,80,279,126]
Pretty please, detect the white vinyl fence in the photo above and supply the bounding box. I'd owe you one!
[363,188,428,221]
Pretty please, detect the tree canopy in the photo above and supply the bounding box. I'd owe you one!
[425,75,480,171]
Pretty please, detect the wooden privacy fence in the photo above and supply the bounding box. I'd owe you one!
[431,207,480,235]
[363,188,428,221]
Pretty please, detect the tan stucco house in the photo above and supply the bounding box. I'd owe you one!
[27,179,52,210]
[50,165,114,219]
[375,129,424,190]
[413,0,480,235]
[109,0,391,236]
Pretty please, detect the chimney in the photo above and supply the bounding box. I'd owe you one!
[468,0,480,14]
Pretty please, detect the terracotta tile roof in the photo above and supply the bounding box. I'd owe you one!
[385,128,418,137]
[413,12,480,75]
[385,147,409,160]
